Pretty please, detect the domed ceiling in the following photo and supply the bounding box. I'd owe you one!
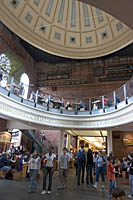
[0,0,133,59]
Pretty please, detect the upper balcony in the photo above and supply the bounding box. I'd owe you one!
[0,76,133,129]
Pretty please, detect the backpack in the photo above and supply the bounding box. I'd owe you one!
[97,156,106,166]
[77,150,86,165]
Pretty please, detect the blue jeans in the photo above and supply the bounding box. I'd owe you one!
[29,169,38,192]
[96,167,104,182]
[86,164,93,184]
[129,174,133,196]
[109,180,116,195]
[43,167,54,191]
[77,165,85,184]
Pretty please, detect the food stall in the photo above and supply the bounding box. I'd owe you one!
[0,132,11,153]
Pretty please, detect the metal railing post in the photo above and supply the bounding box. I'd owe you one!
[113,91,117,109]
[89,98,92,114]
[102,96,105,113]
[34,90,38,107]
[123,84,128,104]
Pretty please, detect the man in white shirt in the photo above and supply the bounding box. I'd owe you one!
[41,148,56,195]
[58,147,70,190]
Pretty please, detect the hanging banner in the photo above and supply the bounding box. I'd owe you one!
[11,130,22,147]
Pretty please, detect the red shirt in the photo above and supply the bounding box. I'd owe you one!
[107,161,115,180]
[104,98,108,105]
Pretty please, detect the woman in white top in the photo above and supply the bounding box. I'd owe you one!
[41,148,56,195]
[28,150,40,193]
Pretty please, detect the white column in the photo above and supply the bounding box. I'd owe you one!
[107,130,113,155]
[58,130,64,157]
[67,134,71,151]
[77,137,80,151]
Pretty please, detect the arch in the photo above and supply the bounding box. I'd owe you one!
[20,73,29,99]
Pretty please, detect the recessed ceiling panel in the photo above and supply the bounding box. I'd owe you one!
[0,0,133,59]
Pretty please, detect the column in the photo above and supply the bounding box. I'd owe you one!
[77,137,80,151]
[107,130,113,155]
[67,134,71,151]
[58,130,64,158]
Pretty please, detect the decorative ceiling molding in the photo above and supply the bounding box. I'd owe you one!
[78,0,133,29]
[0,0,133,59]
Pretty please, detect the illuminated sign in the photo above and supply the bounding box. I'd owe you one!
[123,138,133,146]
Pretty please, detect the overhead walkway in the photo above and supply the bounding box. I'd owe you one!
[0,81,132,129]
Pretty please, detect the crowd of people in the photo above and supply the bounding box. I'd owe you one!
[0,148,29,179]
[0,146,132,199]
[75,146,132,199]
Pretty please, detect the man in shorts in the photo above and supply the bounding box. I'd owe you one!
[58,148,70,190]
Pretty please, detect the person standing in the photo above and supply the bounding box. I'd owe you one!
[41,148,56,195]
[93,151,106,190]
[74,151,78,176]
[107,156,116,199]
[127,153,133,199]
[77,144,86,185]
[28,151,40,193]
[58,147,70,190]
[93,152,97,176]
[86,149,93,185]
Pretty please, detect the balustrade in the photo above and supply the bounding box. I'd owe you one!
[0,72,132,116]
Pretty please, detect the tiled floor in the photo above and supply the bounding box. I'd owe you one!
[0,169,130,200]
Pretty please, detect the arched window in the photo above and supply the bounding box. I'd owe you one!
[20,73,29,99]
[0,54,11,87]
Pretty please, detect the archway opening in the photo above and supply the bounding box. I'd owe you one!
[20,73,29,99]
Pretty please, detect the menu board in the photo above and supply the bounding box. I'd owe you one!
[123,138,133,146]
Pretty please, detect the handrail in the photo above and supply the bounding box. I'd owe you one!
[0,60,133,115]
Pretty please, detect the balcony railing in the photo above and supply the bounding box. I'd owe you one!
[0,74,132,116]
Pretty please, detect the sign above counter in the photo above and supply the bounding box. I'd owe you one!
[123,138,133,146]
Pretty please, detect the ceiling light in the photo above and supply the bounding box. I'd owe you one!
[123,137,128,141]
[12,0,17,5]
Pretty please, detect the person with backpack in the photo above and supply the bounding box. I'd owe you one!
[86,149,93,185]
[93,151,107,190]
[77,144,86,185]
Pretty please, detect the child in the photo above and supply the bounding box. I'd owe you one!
[112,187,126,200]
[107,156,116,199]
